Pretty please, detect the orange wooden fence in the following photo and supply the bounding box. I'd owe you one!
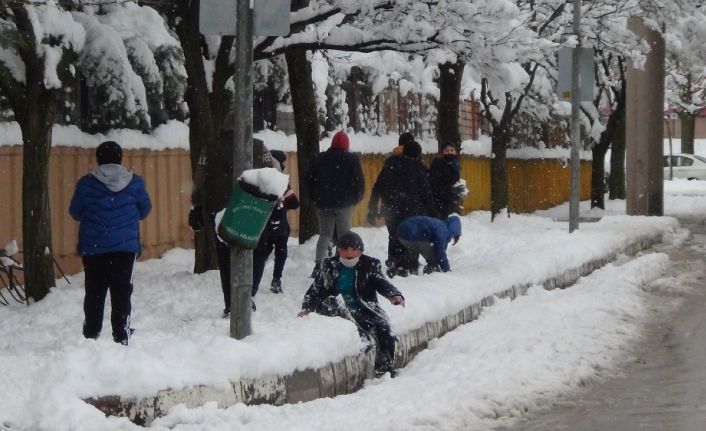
[0,146,591,276]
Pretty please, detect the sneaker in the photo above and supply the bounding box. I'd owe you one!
[270,278,283,294]
[222,308,230,318]
[374,367,397,378]
[114,328,135,346]
[251,299,257,312]
[386,267,396,278]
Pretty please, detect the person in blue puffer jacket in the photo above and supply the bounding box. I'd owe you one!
[69,141,151,346]
[396,215,462,274]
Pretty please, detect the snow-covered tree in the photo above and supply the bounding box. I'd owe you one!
[664,8,706,154]
[0,2,85,301]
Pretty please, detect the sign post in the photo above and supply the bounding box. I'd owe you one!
[200,0,290,339]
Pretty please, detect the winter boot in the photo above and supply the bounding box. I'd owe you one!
[423,264,441,274]
[396,267,410,277]
[270,278,283,294]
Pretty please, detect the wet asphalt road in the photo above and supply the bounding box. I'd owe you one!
[497,216,706,431]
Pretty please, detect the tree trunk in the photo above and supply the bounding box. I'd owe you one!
[679,112,695,154]
[172,1,221,273]
[609,104,626,200]
[437,60,464,151]
[490,131,509,220]
[17,80,56,302]
[591,145,607,209]
[285,48,320,243]
[592,85,626,208]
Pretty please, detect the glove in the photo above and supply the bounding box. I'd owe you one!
[453,180,469,197]
[367,210,378,226]
[188,205,205,232]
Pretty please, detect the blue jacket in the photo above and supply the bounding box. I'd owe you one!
[69,164,151,256]
[397,216,462,271]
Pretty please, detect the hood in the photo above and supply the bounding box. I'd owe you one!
[91,164,134,192]
[444,215,462,238]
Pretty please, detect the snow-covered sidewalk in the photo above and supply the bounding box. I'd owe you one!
[3,180,706,431]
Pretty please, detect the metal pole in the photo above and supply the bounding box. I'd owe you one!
[231,0,254,339]
[569,0,581,233]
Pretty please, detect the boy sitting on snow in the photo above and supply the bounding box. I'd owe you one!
[298,231,405,377]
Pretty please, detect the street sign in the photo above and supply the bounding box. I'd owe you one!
[199,0,237,36]
[255,0,290,36]
[558,47,594,102]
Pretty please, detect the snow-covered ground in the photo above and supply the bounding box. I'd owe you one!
[2,181,706,431]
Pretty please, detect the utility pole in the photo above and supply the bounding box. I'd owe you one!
[231,0,254,339]
[625,16,665,216]
[569,0,581,233]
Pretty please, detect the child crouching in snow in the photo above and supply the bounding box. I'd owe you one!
[298,231,405,377]
[252,150,299,297]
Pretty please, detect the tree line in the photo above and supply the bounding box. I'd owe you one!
[0,0,702,302]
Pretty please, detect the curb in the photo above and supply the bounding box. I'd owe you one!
[87,234,661,425]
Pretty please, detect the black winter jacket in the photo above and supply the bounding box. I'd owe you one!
[369,155,437,221]
[302,255,403,317]
[306,148,365,209]
[429,157,461,218]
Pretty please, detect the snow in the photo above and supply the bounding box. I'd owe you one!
[0,121,189,151]
[2,181,701,429]
[240,168,289,197]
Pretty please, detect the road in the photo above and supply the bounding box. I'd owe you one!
[498,217,706,431]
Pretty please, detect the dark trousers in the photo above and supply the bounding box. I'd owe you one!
[399,238,438,267]
[314,298,396,372]
[215,239,231,311]
[252,234,288,296]
[352,310,396,372]
[82,252,136,343]
[385,218,408,270]
[385,215,418,271]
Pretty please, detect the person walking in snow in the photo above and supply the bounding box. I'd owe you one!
[252,150,299,296]
[69,141,152,346]
[305,130,365,277]
[397,215,462,274]
[298,231,405,377]
[188,111,274,316]
[367,140,437,278]
[429,143,464,218]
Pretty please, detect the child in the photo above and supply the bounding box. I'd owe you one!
[252,150,299,298]
[298,231,405,377]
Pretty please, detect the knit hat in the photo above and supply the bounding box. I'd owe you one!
[270,150,286,171]
[96,141,122,165]
[399,132,415,147]
[331,130,350,151]
[403,140,422,159]
[337,231,364,250]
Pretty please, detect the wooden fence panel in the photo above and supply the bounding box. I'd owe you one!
[0,146,592,277]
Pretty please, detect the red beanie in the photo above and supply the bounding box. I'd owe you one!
[331,130,350,151]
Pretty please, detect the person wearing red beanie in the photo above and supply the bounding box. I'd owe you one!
[305,130,365,276]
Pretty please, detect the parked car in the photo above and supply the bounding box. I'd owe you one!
[663,153,706,180]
